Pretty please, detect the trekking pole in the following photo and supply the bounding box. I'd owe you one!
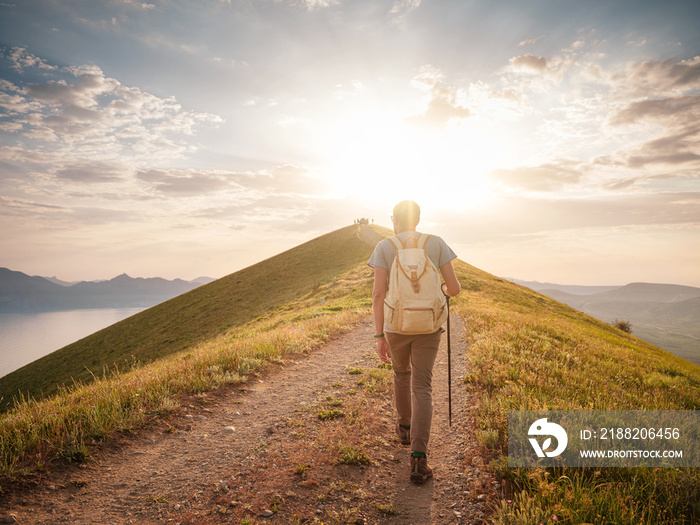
[447,295,452,427]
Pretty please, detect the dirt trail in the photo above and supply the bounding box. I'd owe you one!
[3,314,497,524]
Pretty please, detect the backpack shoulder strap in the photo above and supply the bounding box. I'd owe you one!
[416,233,430,249]
[387,236,403,252]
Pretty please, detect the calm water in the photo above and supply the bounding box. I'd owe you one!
[0,308,145,379]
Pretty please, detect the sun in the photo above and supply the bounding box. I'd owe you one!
[321,110,504,211]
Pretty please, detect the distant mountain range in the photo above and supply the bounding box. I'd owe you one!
[0,268,215,313]
[507,279,700,365]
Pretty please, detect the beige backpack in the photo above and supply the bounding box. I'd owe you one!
[384,234,447,334]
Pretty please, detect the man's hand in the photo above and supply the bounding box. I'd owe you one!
[376,337,391,364]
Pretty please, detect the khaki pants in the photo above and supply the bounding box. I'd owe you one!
[386,329,442,454]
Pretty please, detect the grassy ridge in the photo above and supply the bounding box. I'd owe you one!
[0,224,382,411]
[449,260,700,524]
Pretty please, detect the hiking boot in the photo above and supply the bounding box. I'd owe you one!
[410,454,433,484]
[396,423,410,446]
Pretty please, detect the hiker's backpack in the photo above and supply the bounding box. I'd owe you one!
[384,234,447,334]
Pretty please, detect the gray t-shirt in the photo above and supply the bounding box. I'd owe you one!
[367,231,457,272]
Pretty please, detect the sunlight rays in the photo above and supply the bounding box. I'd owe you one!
[321,111,508,211]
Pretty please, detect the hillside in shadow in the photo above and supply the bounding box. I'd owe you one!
[0,224,391,410]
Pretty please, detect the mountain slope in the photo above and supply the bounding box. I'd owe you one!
[539,283,700,364]
[449,269,700,522]
[592,282,700,302]
[507,278,622,295]
[0,224,388,410]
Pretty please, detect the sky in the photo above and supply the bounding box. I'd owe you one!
[0,0,699,286]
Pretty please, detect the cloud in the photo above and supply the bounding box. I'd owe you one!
[627,37,648,48]
[622,130,700,169]
[24,73,116,107]
[491,161,586,192]
[55,162,130,183]
[0,196,67,218]
[4,47,57,73]
[224,194,370,234]
[610,95,700,126]
[1,164,330,247]
[601,177,639,191]
[193,195,314,228]
[280,0,339,11]
[519,36,544,47]
[0,79,40,115]
[303,0,338,8]
[408,65,472,127]
[608,96,700,169]
[627,152,700,169]
[233,165,325,194]
[0,195,131,229]
[389,0,421,23]
[0,49,222,164]
[190,191,355,236]
[618,56,700,95]
[136,165,324,197]
[419,85,471,124]
[0,48,235,238]
[487,88,525,105]
[503,46,581,90]
[0,145,60,169]
[597,57,700,174]
[438,192,700,244]
[137,169,237,195]
[509,54,549,74]
[67,206,135,225]
[208,56,243,69]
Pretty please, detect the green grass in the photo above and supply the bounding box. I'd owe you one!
[450,260,700,524]
[0,224,388,411]
[317,409,345,421]
[336,444,371,465]
[375,502,396,515]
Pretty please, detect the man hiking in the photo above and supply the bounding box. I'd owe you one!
[367,200,461,483]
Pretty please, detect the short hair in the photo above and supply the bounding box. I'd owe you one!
[393,200,420,227]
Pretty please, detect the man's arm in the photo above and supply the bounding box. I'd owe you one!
[440,261,461,297]
[372,265,391,364]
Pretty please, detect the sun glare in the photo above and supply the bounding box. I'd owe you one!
[322,111,505,211]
